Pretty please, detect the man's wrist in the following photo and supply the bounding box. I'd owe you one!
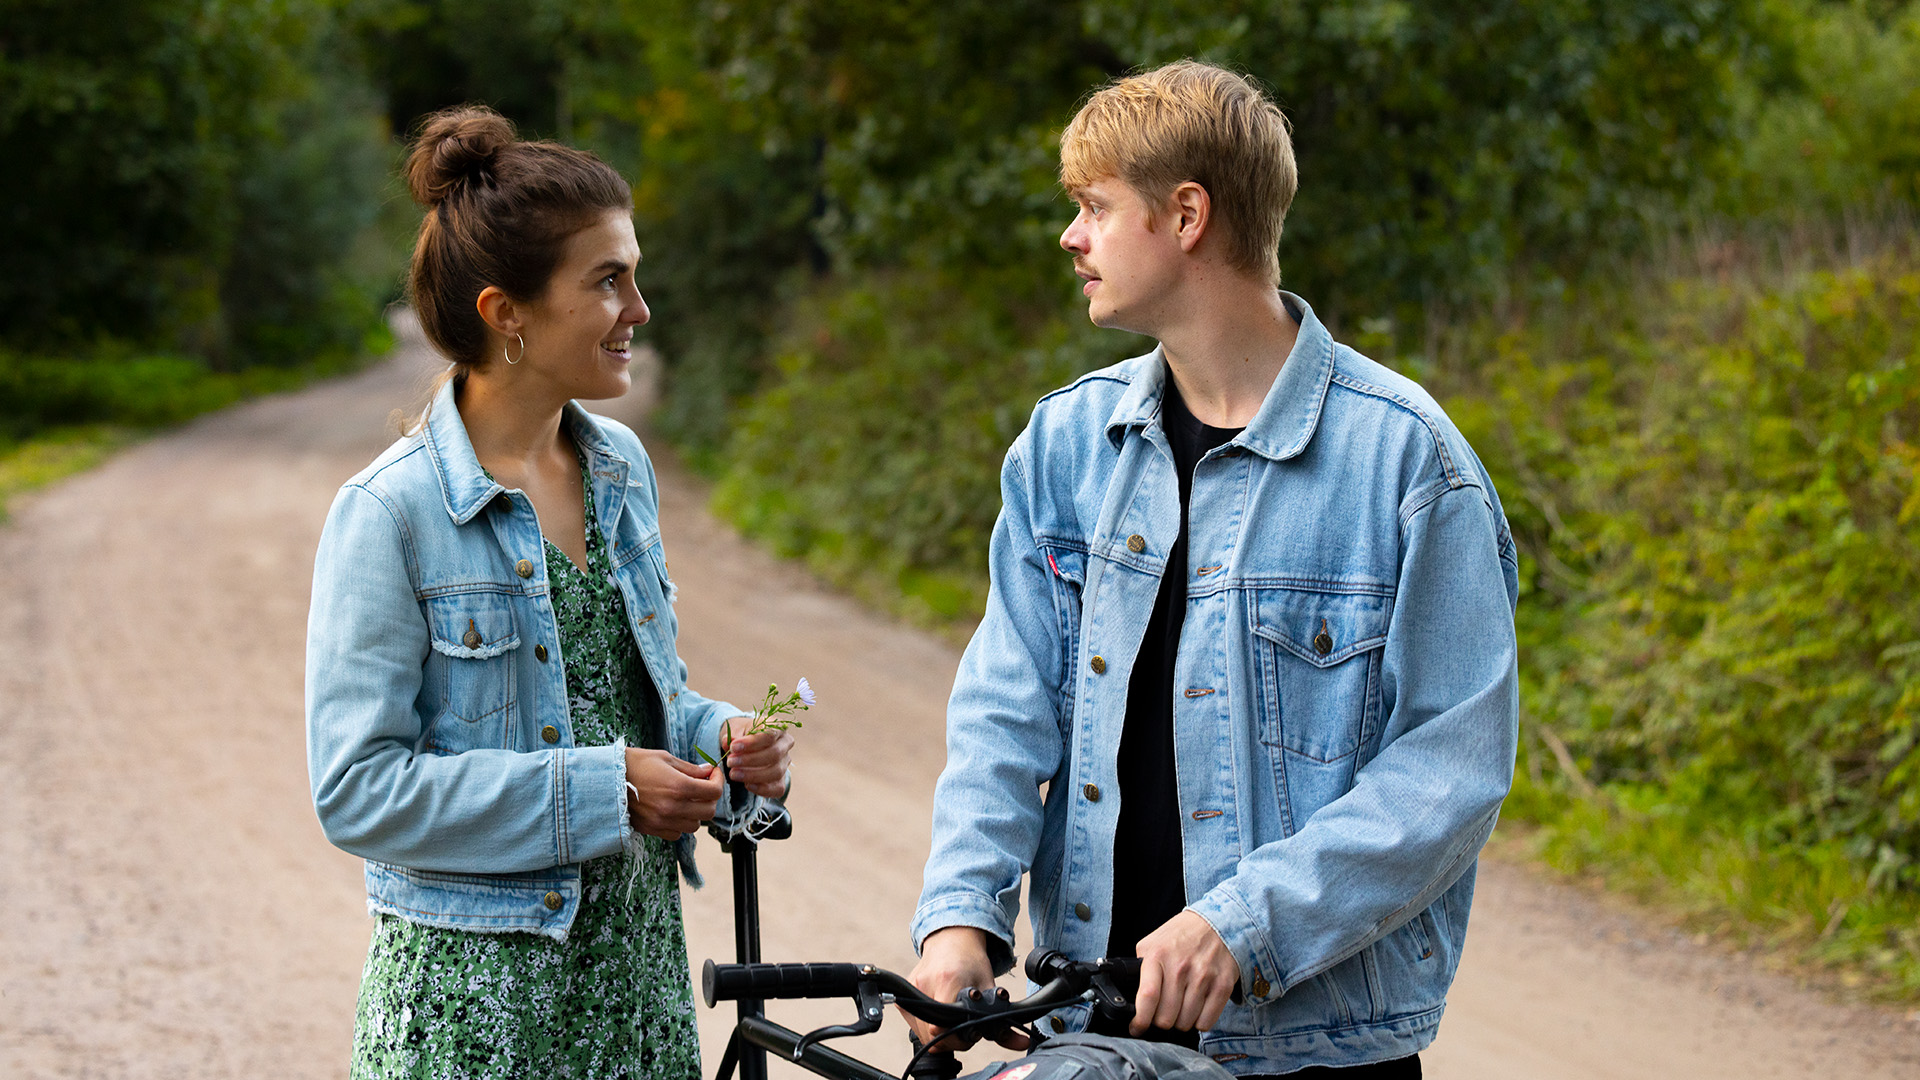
[922,925,990,956]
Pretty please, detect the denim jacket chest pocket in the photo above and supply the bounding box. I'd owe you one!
[1249,585,1392,828]
[619,540,669,631]
[421,589,521,753]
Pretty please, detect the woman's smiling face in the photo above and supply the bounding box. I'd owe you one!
[513,209,650,403]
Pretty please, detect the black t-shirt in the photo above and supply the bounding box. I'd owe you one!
[1108,371,1243,964]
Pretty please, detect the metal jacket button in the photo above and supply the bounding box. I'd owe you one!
[492,494,513,514]
[462,619,482,649]
[1074,902,1092,921]
[1126,534,1146,553]
[1050,1017,1067,1033]
[516,558,535,578]
[535,644,549,663]
[1313,618,1333,656]
[1090,655,1106,675]
[1083,783,1101,802]
[541,725,559,744]
[543,891,563,911]
[1251,976,1271,997]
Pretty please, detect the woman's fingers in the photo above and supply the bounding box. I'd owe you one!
[719,724,795,798]
[667,755,717,779]
[626,748,724,836]
[724,727,791,759]
[725,728,794,787]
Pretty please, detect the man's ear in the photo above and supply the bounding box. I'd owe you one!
[476,286,522,339]
[1171,181,1211,254]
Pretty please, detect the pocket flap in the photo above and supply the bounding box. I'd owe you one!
[425,593,522,659]
[1040,544,1087,587]
[1251,587,1391,667]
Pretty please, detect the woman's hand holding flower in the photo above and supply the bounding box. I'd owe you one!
[624,747,723,839]
[716,676,810,799]
[722,716,795,798]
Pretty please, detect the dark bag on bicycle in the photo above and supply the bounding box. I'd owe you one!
[961,1033,1233,1080]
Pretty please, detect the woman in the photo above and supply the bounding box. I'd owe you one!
[305,106,795,1079]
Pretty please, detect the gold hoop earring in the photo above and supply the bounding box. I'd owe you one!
[504,333,526,365]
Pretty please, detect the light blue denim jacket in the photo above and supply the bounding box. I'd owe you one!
[306,380,754,941]
[913,294,1519,1072]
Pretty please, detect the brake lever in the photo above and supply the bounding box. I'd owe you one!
[792,979,888,1060]
[1087,969,1134,1020]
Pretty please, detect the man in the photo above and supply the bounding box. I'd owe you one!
[907,61,1519,1077]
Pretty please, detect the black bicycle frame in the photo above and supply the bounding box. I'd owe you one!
[708,777,807,1080]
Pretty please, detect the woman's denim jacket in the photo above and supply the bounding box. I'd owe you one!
[912,295,1520,1072]
[306,381,752,941]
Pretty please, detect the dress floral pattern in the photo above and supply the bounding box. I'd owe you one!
[351,453,699,1080]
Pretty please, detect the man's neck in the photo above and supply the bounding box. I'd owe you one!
[1156,278,1299,429]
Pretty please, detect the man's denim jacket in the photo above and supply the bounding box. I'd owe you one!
[306,380,753,941]
[913,294,1520,1072]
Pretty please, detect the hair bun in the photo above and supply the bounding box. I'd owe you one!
[406,106,517,207]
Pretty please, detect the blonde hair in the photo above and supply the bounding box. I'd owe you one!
[1061,61,1297,284]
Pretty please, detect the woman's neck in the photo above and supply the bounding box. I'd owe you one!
[457,373,572,488]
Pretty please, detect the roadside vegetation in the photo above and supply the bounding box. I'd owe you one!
[0,0,405,516]
[6,0,1916,996]
[1454,231,1920,995]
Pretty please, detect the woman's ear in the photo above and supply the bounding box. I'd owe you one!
[475,286,522,339]
[1172,181,1211,253]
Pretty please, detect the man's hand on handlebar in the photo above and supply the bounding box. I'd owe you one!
[904,926,1032,1053]
[1131,910,1239,1037]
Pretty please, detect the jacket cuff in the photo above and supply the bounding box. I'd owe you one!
[911,891,1016,975]
[1187,886,1285,1006]
[559,744,630,865]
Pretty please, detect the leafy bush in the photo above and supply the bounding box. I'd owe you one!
[0,342,377,446]
[1732,0,1920,217]
[713,270,1146,621]
[1445,248,1920,990]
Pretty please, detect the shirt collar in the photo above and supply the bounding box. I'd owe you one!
[1104,291,1334,461]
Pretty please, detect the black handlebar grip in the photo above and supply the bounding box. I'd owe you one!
[701,960,866,1006]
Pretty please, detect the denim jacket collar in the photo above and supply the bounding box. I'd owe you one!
[420,377,632,528]
[1103,290,1335,462]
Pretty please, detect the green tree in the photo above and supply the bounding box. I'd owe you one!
[0,0,394,365]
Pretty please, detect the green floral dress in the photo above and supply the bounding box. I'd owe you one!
[351,456,701,1080]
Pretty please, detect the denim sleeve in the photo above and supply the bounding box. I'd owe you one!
[305,483,629,873]
[912,442,1065,973]
[1186,481,1519,999]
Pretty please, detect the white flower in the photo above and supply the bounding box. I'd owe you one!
[796,676,816,707]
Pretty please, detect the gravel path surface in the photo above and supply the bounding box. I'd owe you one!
[2,324,1914,1077]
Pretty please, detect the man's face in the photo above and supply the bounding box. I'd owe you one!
[1060,177,1183,334]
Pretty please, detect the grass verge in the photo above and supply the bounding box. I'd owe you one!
[0,326,392,521]
[0,426,137,521]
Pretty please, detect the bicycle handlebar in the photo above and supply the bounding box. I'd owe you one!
[704,949,1237,1033]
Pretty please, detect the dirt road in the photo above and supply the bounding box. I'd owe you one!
[2,326,1914,1078]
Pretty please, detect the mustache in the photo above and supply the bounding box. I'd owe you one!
[1073,260,1097,279]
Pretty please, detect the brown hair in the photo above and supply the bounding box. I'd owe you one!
[404,106,632,369]
[1061,61,1297,284]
